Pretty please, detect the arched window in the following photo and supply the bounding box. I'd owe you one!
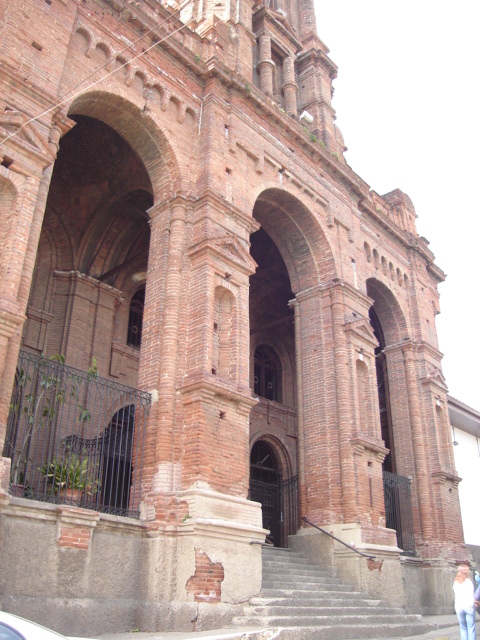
[127,288,145,349]
[101,405,135,514]
[250,440,279,484]
[254,345,281,402]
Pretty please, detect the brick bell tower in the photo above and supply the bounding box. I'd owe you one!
[190,0,346,156]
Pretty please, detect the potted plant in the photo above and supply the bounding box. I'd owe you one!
[7,353,98,499]
[39,451,97,503]
[7,354,67,495]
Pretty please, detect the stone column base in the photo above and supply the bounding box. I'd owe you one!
[141,486,268,631]
[290,523,404,607]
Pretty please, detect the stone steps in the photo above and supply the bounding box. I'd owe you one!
[231,546,435,639]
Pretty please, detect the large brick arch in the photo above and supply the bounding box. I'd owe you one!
[252,188,336,294]
[67,91,182,202]
[366,278,409,346]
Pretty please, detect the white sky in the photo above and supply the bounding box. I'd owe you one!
[315,1,480,410]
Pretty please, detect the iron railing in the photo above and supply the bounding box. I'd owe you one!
[383,470,416,556]
[302,516,376,559]
[4,350,151,518]
[249,475,299,548]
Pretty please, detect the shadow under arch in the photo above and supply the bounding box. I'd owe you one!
[249,436,298,547]
[366,277,409,346]
[68,90,182,202]
[366,278,409,473]
[253,188,337,293]
[367,278,416,555]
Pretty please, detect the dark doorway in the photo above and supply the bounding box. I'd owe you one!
[369,307,394,473]
[249,441,299,547]
[101,405,135,514]
[250,441,280,545]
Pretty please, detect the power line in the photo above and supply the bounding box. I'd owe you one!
[1,0,194,146]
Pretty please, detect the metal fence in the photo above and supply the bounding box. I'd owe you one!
[383,470,416,556]
[249,475,299,548]
[4,350,151,518]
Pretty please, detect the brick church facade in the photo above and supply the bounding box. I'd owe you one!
[0,0,467,634]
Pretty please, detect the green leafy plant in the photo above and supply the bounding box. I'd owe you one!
[39,450,97,495]
[8,354,67,487]
[7,353,98,492]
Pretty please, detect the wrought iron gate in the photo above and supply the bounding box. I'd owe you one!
[4,349,150,517]
[383,470,416,556]
[249,475,299,547]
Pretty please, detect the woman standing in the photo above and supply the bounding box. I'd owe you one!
[453,564,476,640]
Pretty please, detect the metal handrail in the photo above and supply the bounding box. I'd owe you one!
[302,516,376,560]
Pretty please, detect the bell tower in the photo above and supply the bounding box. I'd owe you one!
[250,0,345,153]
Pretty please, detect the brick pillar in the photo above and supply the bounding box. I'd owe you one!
[283,55,298,117]
[0,114,70,490]
[330,284,357,521]
[290,298,307,519]
[138,196,189,507]
[402,343,433,543]
[298,0,317,43]
[258,33,274,97]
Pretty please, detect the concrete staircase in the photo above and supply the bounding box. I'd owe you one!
[233,546,437,639]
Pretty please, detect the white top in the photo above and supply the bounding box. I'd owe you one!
[453,578,475,614]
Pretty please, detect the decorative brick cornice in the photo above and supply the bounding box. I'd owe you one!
[193,188,260,234]
[188,233,257,277]
[0,109,59,169]
[0,307,26,339]
[431,470,461,487]
[181,375,257,410]
[350,436,389,462]
[343,317,379,350]
[252,6,303,53]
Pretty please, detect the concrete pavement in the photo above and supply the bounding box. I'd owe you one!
[96,614,480,640]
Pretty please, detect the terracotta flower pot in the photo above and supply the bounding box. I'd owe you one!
[10,484,25,498]
[58,488,82,503]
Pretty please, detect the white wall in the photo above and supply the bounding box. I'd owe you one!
[452,428,480,546]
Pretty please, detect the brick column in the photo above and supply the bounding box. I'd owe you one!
[298,0,317,43]
[402,343,433,542]
[138,196,189,504]
[0,114,70,490]
[258,34,274,97]
[283,55,298,117]
[290,298,306,518]
[330,284,357,521]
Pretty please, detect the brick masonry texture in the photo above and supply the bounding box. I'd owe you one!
[0,0,468,631]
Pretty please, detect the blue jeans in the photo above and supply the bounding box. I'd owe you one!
[457,608,476,640]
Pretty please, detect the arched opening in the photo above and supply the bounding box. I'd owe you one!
[24,114,153,384]
[127,288,145,349]
[254,345,282,402]
[7,107,159,513]
[249,440,281,546]
[367,278,415,555]
[369,306,394,473]
[248,189,333,544]
[100,405,135,514]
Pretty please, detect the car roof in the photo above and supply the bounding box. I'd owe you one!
[0,612,91,640]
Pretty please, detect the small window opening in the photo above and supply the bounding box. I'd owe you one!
[127,288,145,349]
[254,345,281,402]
